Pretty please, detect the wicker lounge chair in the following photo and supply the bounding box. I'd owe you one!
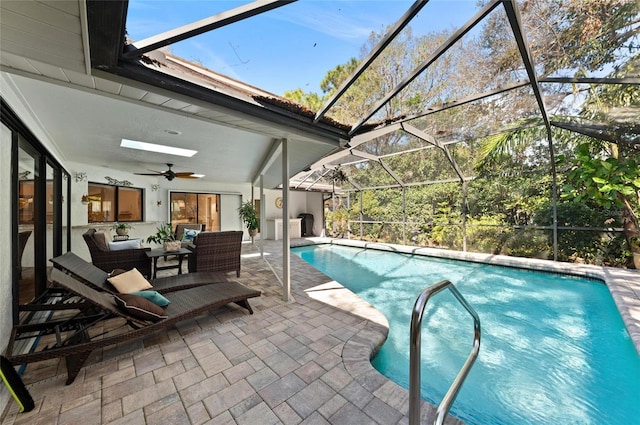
[188,231,243,277]
[51,252,229,294]
[83,228,152,278]
[5,268,261,385]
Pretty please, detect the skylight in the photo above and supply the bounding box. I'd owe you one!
[120,139,198,157]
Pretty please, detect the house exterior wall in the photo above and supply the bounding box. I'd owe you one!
[260,189,324,238]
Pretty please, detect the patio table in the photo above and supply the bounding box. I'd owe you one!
[146,247,190,279]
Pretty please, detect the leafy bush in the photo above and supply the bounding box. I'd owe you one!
[465,215,512,254]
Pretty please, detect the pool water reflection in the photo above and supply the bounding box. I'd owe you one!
[292,244,640,425]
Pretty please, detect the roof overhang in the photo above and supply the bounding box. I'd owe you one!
[0,0,348,189]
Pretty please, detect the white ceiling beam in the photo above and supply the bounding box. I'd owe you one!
[350,123,403,147]
[251,138,282,185]
[349,149,379,162]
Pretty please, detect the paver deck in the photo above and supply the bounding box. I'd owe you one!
[2,238,638,425]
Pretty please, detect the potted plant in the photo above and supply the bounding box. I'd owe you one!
[238,201,259,239]
[146,222,181,251]
[112,222,133,236]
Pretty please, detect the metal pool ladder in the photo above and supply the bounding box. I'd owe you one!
[409,280,481,425]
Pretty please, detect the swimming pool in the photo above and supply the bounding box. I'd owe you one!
[292,243,640,425]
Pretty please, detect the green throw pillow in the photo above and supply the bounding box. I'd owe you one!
[113,294,167,322]
[130,290,171,307]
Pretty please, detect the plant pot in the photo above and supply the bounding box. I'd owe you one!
[633,252,640,269]
[163,241,181,252]
[116,228,129,236]
[249,229,258,237]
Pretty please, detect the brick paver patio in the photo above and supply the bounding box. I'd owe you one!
[4,237,638,425]
[1,238,452,425]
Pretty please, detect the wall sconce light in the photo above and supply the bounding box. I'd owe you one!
[157,200,162,206]
[151,184,160,191]
[74,172,87,182]
[81,194,90,204]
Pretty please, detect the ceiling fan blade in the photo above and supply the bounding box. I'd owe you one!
[176,175,201,179]
[174,172,195,177]
[134,172,163,176]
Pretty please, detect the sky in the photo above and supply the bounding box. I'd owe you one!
[126,0,480,96]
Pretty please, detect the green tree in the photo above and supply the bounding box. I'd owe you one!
[560,144,640,249]
[281,88,324,111]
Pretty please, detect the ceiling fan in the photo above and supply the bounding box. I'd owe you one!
[134,163,198,181]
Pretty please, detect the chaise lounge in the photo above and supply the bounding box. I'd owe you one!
[50,252,230,294]
[5,267,261,385]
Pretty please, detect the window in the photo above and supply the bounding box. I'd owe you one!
[87,183,143,223]
[170,191,220,231]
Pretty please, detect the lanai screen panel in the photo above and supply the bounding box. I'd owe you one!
[403,182,464,248]
[421,85,541,138]
[352,129,431,157]
[391,4,524,112]
[382,145,460,184]
[320,0,484,127]
[523,0,639,80]
[444,140,478,178]
[541,80,640,146]
[344,160,398,189]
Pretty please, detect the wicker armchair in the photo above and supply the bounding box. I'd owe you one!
[82,228,152,278]
[187,231,243,277]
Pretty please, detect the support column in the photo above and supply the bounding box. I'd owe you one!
[260,174,265,259]
[462,180,467,252]
[402,187,406,245]
[360,191,363,240]
[281,139,290,302]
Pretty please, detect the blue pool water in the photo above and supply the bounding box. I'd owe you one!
[292,244,640,425]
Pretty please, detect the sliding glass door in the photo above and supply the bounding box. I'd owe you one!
[3,98,70,324]
[170,191,221,232]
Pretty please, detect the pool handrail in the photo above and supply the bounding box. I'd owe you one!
[409,280,481,425]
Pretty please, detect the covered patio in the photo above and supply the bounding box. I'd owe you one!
[2,239,408,425]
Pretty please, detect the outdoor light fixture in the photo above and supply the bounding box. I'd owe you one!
[120,138,197,157]
[74,171,87,182]
[81,194,90,204]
